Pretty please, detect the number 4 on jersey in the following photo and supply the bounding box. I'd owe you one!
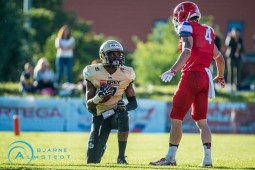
[205,27,212,44]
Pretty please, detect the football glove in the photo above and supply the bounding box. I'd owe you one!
[98,84,114,98]
[161,68,176,83]
[214,76,225,88]
[117,100,126,111]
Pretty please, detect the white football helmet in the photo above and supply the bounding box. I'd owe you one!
[99,40,125,68]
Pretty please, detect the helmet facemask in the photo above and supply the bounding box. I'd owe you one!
[172,17,182,33]
[104,51,125,68]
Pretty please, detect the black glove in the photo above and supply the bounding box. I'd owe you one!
[117,100,126,111]
[98,84,113,98]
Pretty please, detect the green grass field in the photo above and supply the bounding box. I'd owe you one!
[1,132,255,170]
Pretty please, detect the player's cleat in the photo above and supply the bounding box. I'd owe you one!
[199,158,213,167]
[149,158,176,166]
[117,156,128,164]
[101,145,107,158]
[198,163,213,168]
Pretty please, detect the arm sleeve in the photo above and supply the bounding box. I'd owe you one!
[178,21,193,37]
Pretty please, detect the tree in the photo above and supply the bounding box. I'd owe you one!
[0,0,107,83]
[0,1,33,81]
[132,20,179,86]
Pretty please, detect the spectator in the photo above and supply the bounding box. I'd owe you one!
[211,25,222,78]
[20,62,36,94]
[55,25,75,84]
[34,58,55,95]
[225,28,244,90]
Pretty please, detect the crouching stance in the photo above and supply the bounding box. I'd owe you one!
[83,40,138,164]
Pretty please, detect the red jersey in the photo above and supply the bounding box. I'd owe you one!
[178,21,215,72]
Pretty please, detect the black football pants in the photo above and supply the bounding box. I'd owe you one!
[87,113,118,163]
[87,109,129,163]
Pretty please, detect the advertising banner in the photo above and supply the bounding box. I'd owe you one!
[0,97,66,131]
[65,98,92,132]
[0,97,167,133]
[129,99,167,133]
[1,97,254,133]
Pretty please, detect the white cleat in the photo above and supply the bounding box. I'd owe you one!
[199,157,212,167]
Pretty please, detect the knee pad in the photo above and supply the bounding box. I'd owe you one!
[111,113,118,129]
[117,110,129,132]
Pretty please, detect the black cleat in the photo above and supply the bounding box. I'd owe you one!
[117,156,128,164]
[101,145,107,158]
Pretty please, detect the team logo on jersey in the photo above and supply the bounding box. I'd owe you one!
[100,80,107,85]
[95,67,100,71]
[100,80,121,86]
[176,5,185,20]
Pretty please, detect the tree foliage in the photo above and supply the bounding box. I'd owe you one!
[0,0,107,83]
[0,1,33,81]
[132,20,179,85]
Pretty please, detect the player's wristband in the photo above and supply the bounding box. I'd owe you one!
[92,94,103,104]
[170,68,177,75]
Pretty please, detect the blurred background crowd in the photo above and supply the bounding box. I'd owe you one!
[1,0,255,97]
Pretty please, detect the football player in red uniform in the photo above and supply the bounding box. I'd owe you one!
[150,1,225,167]
[83,40,138,164]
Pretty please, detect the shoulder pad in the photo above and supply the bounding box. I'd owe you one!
[178,21,193,37]
[83,64,103,81]
[83,66,91,80]
[120,66,136,81]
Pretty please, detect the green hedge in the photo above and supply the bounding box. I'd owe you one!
[1,82,255,103]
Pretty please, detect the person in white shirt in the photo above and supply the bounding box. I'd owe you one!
[55,25,75,84]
